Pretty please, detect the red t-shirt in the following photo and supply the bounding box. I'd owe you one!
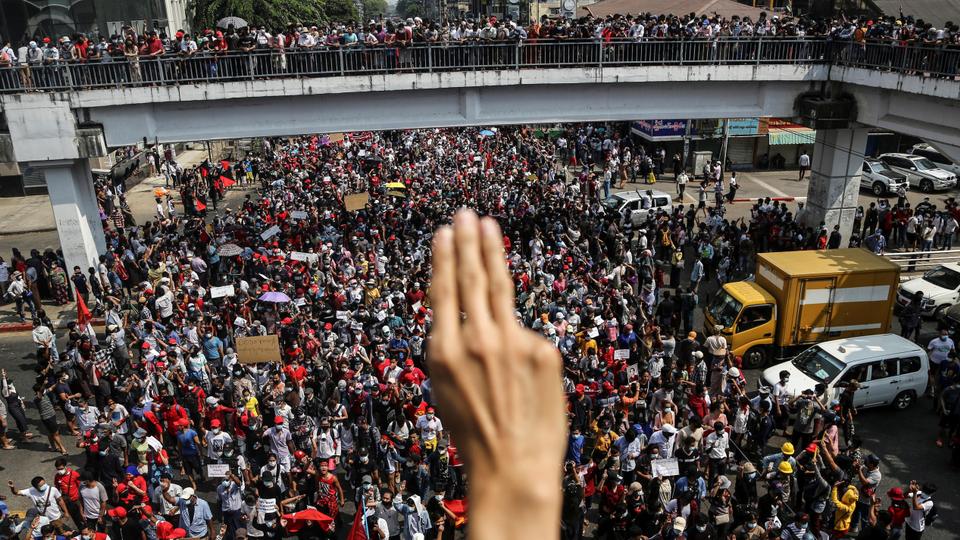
[55,468,81,501]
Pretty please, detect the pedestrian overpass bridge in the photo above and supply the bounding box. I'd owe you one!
[0,38,958,275]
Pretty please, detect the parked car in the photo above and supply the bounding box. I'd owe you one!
[602,189,673,227]
[911,143,960,177]
[879,153,957,193]
[761,334,928,410]
[860,159,909,196]
[897,263,960,318]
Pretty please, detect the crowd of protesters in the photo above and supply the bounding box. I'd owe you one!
[0,123,950,540]
[0,8,958,90]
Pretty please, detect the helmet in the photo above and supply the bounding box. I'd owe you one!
[728,367,740,378]
[294,450,307,461]
[781,442,795,456]
[778,461,794,475]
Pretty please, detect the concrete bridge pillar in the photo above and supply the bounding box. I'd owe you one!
[802,128,870,244]
[3,94,109,276]
[34,160,107,276]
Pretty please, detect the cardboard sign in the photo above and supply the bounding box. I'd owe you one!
[237,335,282,364]
[289,251,319,264]
[210,285,235,299]
[290,210,309,220]
[328,132,345,144]
[336,311,350,320]
[626,363,639,380]
[587,327,599,339]
[344,192,370,212]
[260,225,281,240]
[294,298,307,307]
[614,349,631,360]
[206,464,229,478]
[651,458,680,477]
[594,316,604,326]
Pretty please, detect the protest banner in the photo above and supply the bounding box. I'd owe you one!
[651,458,680,477]
[206,464,229,478]
[260,225,281,240]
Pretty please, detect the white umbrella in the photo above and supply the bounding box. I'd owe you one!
[217,16,249,29]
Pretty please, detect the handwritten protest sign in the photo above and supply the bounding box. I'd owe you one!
[614,349,631,360]
[290,210,309,220]
[260,225,281,240]
[207,464,229,478]
[210,285,235,299]
[651,458,680,477]
[289,251,319,264]
[237,335,281,364]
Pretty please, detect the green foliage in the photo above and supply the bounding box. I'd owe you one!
[323,0,360,22]
[362,0,389,18]
[395,0,425,19]
[189,0,328,31]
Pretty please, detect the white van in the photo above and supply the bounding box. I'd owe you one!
[602,189,674,227]
[760,334,928,410]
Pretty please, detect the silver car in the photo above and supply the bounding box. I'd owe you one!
[860,160,908,196]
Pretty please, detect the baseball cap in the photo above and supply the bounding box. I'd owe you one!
[673,516,686,532]
[179,487,195,500]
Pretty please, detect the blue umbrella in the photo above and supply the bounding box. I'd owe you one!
[258,291,291,303]
[479,129,495,137]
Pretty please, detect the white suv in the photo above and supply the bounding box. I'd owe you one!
[879,153,957,193]
[911,143,960,177]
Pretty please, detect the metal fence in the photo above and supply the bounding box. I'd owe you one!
[885,248,960,277]
[0,38,955,93]
[834,41,960,78]
[0,38,831,92]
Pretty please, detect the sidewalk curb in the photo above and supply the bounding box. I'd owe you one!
[0,226,58,236]
[0,317,105,333]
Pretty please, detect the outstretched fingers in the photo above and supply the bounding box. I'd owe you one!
[480,217,517,327]
[453,210,493,328]
[429,226,461,353]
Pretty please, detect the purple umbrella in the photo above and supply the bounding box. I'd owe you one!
[258,291,291,303]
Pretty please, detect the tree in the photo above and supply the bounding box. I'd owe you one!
[362,0,389,19]
[189,0,324,31]
[395,0,425,19]
[322,0,360,22]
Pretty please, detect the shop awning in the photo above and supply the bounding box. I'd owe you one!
[768,127,817,146]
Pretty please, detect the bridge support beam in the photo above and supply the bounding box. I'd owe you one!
[802,128,869,244]
[33,160,106,276]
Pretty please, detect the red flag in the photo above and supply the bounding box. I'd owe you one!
[444,499,469,528]
[200,166,208,178]
[76,289,91,328]
[346,509,367,540]
[220,159,231,169]
[195,200,207,211]
[220,175,236,187]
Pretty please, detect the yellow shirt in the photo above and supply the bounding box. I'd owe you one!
[244,396,259,417]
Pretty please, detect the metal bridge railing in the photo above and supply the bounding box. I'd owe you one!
[886,248,960,277]
[0,37,832,93]
[0,38,954,93]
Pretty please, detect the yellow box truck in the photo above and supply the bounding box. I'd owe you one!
[703,248,900,368]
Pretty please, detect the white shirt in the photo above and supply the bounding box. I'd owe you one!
[19,485,63,521]
[906,495,934,531]
[928,336,954,365]
[799,154,811,167]
[415,415,443,441]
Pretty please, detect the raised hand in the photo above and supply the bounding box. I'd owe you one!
[428,209,565,540]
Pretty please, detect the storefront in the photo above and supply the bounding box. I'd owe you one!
[0,0,187,44]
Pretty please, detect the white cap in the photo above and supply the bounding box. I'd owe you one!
[180,487,195,500]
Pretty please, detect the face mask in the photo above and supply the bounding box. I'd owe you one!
[360,456,369,464]
[212,428,220,435]
[663,408,672,414]
[782,378,790,384]
[268,460,277,467]
[426,414,434,420]
[942,336,948,341]
[221,480,230,489]
[747,522,757,529]
[263,482,274,488]
[697,525,707,532]
[435,494,444,501]
[57,468,66,475]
